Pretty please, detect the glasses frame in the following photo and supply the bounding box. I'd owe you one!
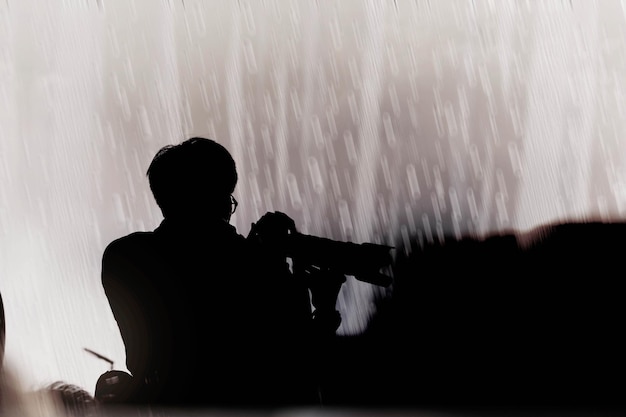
[230,195,238,215]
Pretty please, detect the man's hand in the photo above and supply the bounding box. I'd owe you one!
[248,211,297,254]
[305,267,346,313]
[300,266,345,333]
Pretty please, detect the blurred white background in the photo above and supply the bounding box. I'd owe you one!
[2,0,626,396]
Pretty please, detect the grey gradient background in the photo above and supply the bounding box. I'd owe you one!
[1,0,626,397]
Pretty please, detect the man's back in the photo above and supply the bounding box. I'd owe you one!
[102,217,316,407]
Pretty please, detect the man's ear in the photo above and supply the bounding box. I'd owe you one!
[219,195,233,222]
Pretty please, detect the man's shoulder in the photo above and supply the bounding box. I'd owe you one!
[103,231,156,258]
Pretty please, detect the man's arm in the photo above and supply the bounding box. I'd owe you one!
[247,211,343,335]
[101,238,153,380]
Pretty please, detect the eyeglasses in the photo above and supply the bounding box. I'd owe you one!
[230,195,238,215]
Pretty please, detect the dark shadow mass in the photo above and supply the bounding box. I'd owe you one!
[319,220,626,410]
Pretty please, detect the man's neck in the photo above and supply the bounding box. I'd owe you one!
[158,216,233,233]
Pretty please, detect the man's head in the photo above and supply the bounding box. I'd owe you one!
[147,137,238,221]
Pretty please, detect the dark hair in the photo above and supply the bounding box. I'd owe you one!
[42,381,96,414]
[146,137,238,218]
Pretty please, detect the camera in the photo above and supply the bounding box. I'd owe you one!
[285,233,394,287]
[248,211,394,287]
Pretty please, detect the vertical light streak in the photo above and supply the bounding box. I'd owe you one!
[339,1,389,334]
[512,2,600,231]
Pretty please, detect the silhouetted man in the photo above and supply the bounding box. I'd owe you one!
[101,138,342,408]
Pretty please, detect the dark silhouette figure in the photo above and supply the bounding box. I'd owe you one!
[39,381,97,416]
[319,220,626,410]
[100,138,343,409]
